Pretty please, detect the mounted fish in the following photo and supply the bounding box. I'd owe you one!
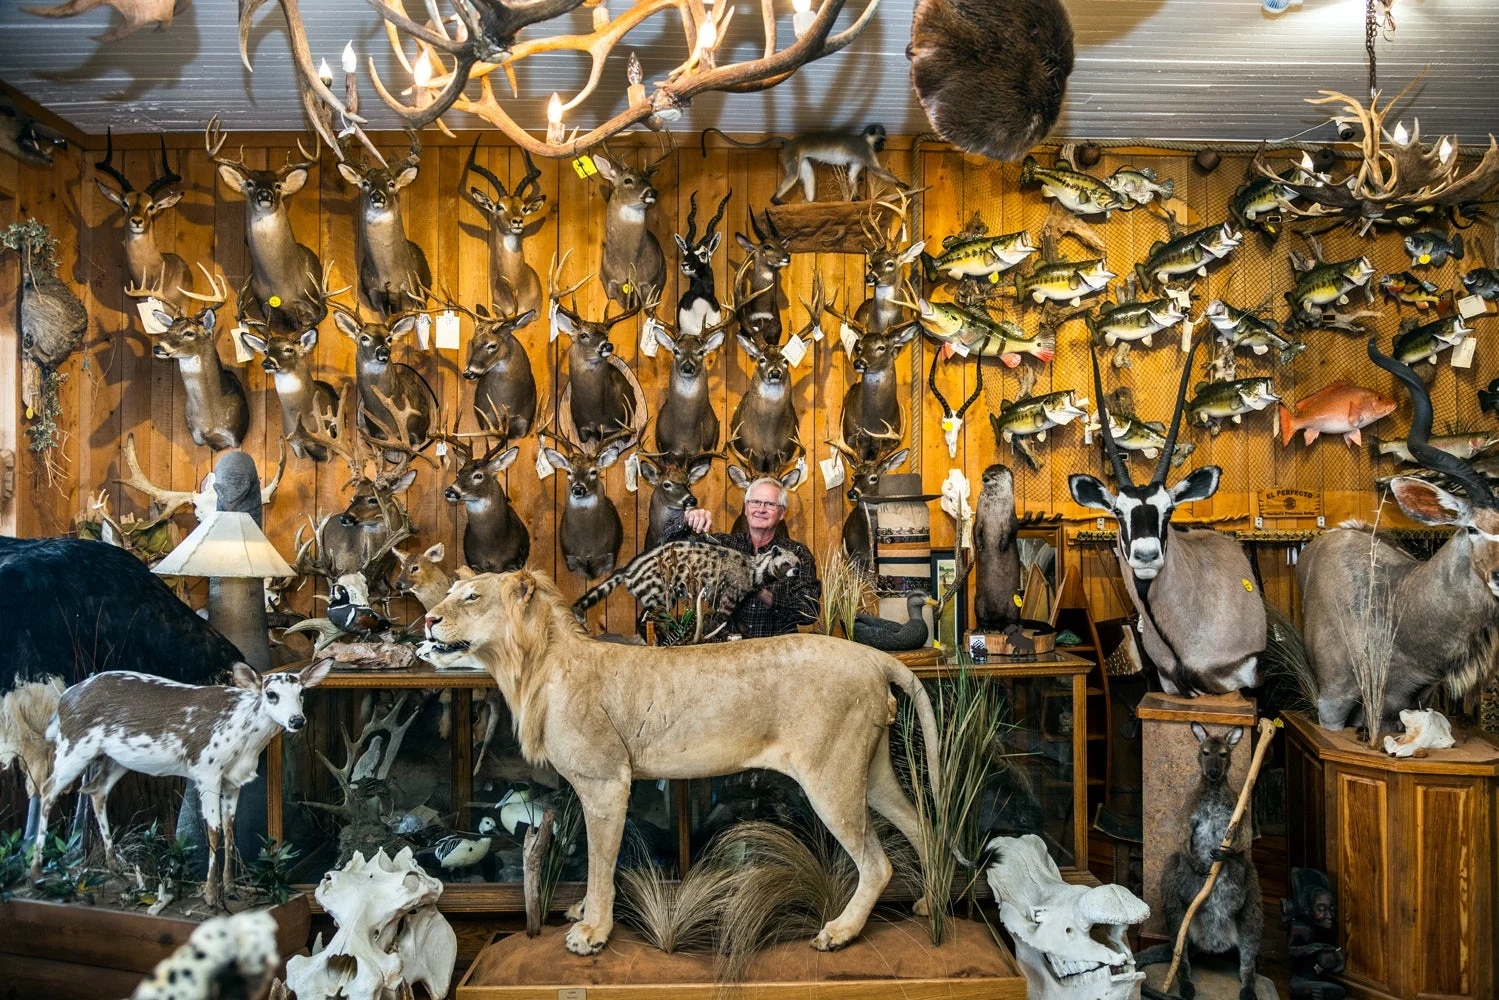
[1462,267,1499,301]
[462,137,547,318]
[919,228,1038,285]
[450,299,537,440]
[1379,272,1451,313]
[1392,313,1474,366]
[1187,376,1280,435]
[1015,258,1114,308]
[1372,430,1499,465]
[989,388,1089,471]
[1404,231,1463,269]
[93,130,196,317]
[908,0,1073,162]
[1105,166,1174,208]
[1086,414,1196,471]
[1134,221,1242,289]
[912,297,1055,367]
[1085,292,1188,369]
[3,219,86,420]
[337,131,430,315]
[1204,300,1305,365]
[1021,156,1124,217]
[1228,170,1298,235]
[0,92,66,166]
[1284,255,1376,323]
[1278,382,1396,448]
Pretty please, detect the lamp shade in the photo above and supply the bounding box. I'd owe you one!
[153,510,296,579]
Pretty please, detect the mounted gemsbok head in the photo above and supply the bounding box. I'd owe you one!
[1068,337,1266,695]
[1297,338,1499,730]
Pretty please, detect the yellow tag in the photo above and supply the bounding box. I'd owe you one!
[621,282,632,295]
[1242,578,1254,592]
[1419,254,1431,265]
[989,272,1000,284]
[572,156,598,179]
[942,417,958,433]
[1274,717,1285,728]
[1013,593,1023,607]
[268,295,282,308]
[25,405,34,419]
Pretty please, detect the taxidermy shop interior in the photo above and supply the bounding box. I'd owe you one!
[1,1,1498,999]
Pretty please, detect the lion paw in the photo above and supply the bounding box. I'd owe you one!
[565,921,610,956]
[912,896,931,917]
[564,900,585,922]
[811,923,854,952]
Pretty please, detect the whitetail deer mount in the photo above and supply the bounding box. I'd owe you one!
[550,252,650,446]
[541,422,635,580]
[594,143,671,308]
[336,131,431,316]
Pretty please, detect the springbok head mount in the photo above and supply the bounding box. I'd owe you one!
[1369,336,1499,598]
[1069,336,1221,580]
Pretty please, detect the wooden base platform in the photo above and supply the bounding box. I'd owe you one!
[456,916,1026,999]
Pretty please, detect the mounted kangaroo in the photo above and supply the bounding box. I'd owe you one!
[541,421,635,580]
[241,322,338,461]
[1069,338,1266,695]
[550,253,648,446]
[1299,338,1499,730]
[829,431,910,568]
[445,296,537,440]
[337,131,430,315]
[94,129,194,316]
[637,450,717,550]
[462,137,547,317]
[134,271,249,451]
[443,437,529,573]
[734,210,791,344]
[673,190,733,336]
[593,143,672,307]
[856,192,924,334]
[206,117,326,333]
[334,305,437,457]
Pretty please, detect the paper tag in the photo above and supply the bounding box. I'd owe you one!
[435,441,448,458]
[572,156,599,179]
[949,338,969,358]
[839,321,858,357]
[793,456,807,490]
[1458,294,1489,320]
[535,448,555,479]
[231,325,254,363]
[415,313,432,350]
[820,452,845,489]
[640,317,661,358]
[960,514,974,550]
[1451,335,1477,369]
[1180,318,1194,353]
[1083,420,1093,445]
[624,452,639,492]
[435,310,461,351]
[549,300,561,342]
[137,298,170,335]
[782,332,808,368]
[810,319,824,342]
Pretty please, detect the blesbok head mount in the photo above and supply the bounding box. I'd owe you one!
[336,131,431,315]
[1068,335,1266,696]
[356,0,878,159]
[94,129,194,316]
[206,116,328,334]
[929,348,984,459]
[462,136,547,317]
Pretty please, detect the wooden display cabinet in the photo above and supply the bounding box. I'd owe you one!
[268,653,1094,913]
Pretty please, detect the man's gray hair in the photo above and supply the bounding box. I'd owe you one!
[746,477,789,509]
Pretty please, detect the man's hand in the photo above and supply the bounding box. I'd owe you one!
[758,588,774,607]
[683,508,712,533]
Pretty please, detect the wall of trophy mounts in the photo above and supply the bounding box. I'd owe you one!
[5,128,1498,634]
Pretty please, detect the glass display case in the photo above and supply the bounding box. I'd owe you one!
[267,652,1092,912]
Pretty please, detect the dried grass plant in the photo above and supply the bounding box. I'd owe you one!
[1334,499,1402,747]
[817,545,876,638]
[896,663,1010,944]
[615,854,735,953]
[1261,600,1317,716]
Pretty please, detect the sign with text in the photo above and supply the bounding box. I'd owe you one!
[1257,488,1321,519]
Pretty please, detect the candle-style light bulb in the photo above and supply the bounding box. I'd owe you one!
[792,0,814,38]
[1391,121,1409,145]
[1438,136,1454,163]
[413,48,434,88]
[547,92,565,144]
[698,16,717,53]
[318,58,333,86]
[342,41,357,74]
[626,51,646,106]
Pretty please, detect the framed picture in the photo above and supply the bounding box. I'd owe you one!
[930,551,965,648]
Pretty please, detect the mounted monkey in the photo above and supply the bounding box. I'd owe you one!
[702,124,906,203]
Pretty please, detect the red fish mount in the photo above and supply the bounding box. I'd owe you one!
[1278,382,1397,448]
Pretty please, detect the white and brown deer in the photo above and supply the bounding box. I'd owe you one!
[29,662,331,908]
[337,131,431,316]
[94,129,195,316]
[1299,338,1499,729]
[462,136,547,318]
[593,144,672,308]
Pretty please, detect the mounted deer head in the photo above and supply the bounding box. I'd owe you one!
[830,296,918,461]
[729,278,804,476]
[857,190,925,333]
[336,131,430,315]
[333,304,436,456]
[241,321,339,461]
[94,129,193,316]
[442,433,529,573]
[441,295,538,440]
[734,210,791,344]
[541,420,634,579]
[550,251,645,445]
[638,450,718,549]
[593,140,672,307]
[829,429,908,568]
[462,136,547,317]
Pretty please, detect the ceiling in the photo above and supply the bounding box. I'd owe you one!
[1,0,1496,143]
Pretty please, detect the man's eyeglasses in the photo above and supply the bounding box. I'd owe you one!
[745,499,782,511]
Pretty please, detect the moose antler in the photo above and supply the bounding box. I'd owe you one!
[364,0,881,158]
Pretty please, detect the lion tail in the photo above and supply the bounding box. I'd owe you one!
[884,659,942,802]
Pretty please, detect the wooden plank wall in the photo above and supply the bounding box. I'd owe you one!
[10,134,1497,633]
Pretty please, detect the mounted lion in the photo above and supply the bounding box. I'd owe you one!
[420,568,945,956]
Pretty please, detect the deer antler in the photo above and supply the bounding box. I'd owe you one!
[117,433,198,520]
[364,383,438,474]
[290,384,366,484]
[548,250,591,316]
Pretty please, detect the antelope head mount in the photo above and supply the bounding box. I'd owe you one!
[734,210,791,344]
[462,137,547,317]
[94,129,193,316]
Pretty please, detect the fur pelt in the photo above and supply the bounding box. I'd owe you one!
[0,536,242,687]
[0,678,63,797]
[908,0,1074,162]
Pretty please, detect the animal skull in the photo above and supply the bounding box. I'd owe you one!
[283,847,456,1000]
[1384,708,1456,757]
[986,834,1149,1000]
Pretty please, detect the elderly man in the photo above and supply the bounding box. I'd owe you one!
[678,477,822,637]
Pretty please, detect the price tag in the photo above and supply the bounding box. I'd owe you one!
[231,325,255,364]
[960,514,974,550]
[1458,294,1489,320]
[415,313,432,350]
[1083,419,1093,445]
[1180,317,1195,353]
[435,310,461,351]
[793,456,807,490]
[839,321,858,357]
[1451,335,1477,369]
[624,453,639,493]
[640,316,661,358]
[549,300,561,343]
[810,318,824,342]
[949,338,969,358]
[572,156,599,179]
[820,451,845,489]
[535,447,555,480]
[137,298,169,335]
[435,441,448,458]
[782,332,808,368]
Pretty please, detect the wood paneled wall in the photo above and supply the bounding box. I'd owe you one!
[7,133,1496,635]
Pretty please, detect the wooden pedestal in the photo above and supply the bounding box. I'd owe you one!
[1284,711,1499,1000]
[1137,692,1258,940]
